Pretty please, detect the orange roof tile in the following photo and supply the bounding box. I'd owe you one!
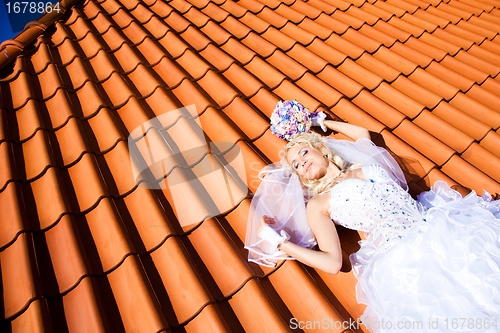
[1,0,500,331]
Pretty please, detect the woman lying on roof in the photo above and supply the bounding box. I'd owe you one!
[245,100,500,333]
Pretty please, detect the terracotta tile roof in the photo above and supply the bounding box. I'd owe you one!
[1,0,500,331]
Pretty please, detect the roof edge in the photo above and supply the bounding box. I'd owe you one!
[0,0,82,70]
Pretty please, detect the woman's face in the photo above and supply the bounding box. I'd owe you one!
[286,143,330,180]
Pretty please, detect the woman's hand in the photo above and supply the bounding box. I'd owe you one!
[256,215,276,236]
[260,215,276,226]
[257,216,289,250]
[323,120,370,141]
[275,193,343,275]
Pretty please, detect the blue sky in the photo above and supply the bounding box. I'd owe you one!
[1,0,59,44]
[0,1,17,43]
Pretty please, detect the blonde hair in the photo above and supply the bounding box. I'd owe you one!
[283,132,353,195]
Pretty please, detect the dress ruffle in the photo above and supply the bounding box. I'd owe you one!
[351,182,500,333]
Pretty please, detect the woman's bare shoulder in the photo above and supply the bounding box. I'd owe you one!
[307,191,331,215]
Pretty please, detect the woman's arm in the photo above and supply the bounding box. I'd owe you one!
[278,193,343,274]
[323,120,370,141]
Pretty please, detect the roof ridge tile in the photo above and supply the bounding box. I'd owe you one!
[357,24,399,47]
[0,183,26,248]
[447,0,486,15]
[345,5,381,24]
[403,36,447,61]
[244,56,286,88]
[457,0,495,12]
[274,3,308,23]
[449,91,500,128]
[196,70,240,107]
[373,0,408,17]
[317,64,364,97]
[480,129,500,158]
[468,15,500,32]
[180,26,213,51]
[461,142,500,183]
[459,47,500,75]
[220,15,254,39]
[425,60,476,91]
[432,100,491,140]
[304,0,336,14]
[393,119,455,166]
[401,11,440,32]
[295,72,344,106]
[402,0,436,9]
[188,217,254,296]
[323,33,365,58]
[441,154,500,194]
[414,7,452,27]
[164,10,194,34]
[356,52,401,81]
[219,0,250,18]
[338,58,384,90]
[267,260,353,330]
[419,31,463,55]
[220,97,269,138]
[386,0,420,14]
[372,45,419,74]
[238,10,275,33]
[479,38,500,53]
[470,42,500,67]
[370,21,411,45]
[479,10,500,24]
[331,98,386,133]
[313,12,350,34]
[439,54,489,83]
[320,0,353,12]
[237,0,267,13]
[254,0,284,10]
[457,19,498,39]
[437,2,474,19]
[342,27,384,52]
[298,17,337,39]
[288,0,323,18]
[305,38,348,65]
[413,109,475,153]
[286,43,328,72]
[331,9,366,29]
[361,2,395,21]
[352,90,406,129]
[1,233,44,320]
[391,75,443,108]
[426,4,463,23]
[481,76,500,95]
[129,3,156,23]
[225,278,293,331]
[388,16,426,36]
[257,6,292,28]
[198,2,230,22]
[104,255,169,331]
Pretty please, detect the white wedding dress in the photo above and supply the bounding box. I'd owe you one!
[329,164,500,333]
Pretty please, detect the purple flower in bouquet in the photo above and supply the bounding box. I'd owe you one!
[270,100,326,140]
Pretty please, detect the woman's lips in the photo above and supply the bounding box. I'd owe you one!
[306,161,312,172]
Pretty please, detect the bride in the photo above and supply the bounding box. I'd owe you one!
[245,102,500,332]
